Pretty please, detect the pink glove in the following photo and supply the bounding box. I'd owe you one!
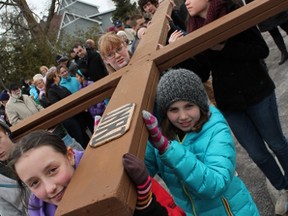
[142,110,169,153]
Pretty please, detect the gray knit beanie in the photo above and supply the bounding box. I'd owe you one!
[157,68,209,119]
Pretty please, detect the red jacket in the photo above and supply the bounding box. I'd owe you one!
[134,178,186,216]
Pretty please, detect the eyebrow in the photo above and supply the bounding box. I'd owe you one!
[23,162,56,184]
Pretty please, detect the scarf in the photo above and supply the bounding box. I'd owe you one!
[187,0,228,32]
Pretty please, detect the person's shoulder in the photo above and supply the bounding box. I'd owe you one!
[206,105,227,127]
[125,28,135,34]
[23,94,33,100]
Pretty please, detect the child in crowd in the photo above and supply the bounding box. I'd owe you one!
[9,130,185,216]
[0,119,27,215]
[75,69,107,118]
[142,68,259,216]
[58,65,80,94]
[98,32,131,73]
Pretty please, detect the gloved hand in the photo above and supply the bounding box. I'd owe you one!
[122,153,153,210]
[142,110,169,153]
[122,153,148,186]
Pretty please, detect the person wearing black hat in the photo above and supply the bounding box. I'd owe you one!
[0,119,28,215]
[5,83,43,125]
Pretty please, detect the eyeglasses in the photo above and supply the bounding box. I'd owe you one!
[105,45,125,60]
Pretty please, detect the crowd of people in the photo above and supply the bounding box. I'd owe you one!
[1,0,288,215]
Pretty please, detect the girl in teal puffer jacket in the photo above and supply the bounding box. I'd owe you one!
[142,68,259,216]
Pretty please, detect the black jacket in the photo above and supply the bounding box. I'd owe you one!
[47,84,71,105]
[77,49,108,82]
[193,3,275,111]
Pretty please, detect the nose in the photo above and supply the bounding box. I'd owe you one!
[45,181,57,195]
[115,51,121,58]
[179,110,188,120]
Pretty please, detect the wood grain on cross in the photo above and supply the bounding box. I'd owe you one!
[9,0,288,215]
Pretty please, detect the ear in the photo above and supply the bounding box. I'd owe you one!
[67,147,75,166]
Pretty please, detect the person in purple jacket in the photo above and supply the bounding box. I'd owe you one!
[8,130,186,216]
[75,69,107,118]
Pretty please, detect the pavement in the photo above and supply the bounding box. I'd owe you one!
[235,30,288,216]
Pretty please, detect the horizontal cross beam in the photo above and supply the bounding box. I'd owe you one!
[10,70,126,140]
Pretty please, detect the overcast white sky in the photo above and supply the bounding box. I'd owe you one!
[27,0,117,17]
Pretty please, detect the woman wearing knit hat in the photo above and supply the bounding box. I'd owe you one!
[142,68,259,216]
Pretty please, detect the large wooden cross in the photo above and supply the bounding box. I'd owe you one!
[10,0,288,215]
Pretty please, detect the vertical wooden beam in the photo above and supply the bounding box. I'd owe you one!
[56,1,173,214]
[56,61,160,216]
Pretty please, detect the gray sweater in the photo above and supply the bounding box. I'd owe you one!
[0,173,27,216]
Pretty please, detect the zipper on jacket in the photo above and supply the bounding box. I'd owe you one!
[182,183,197,216]
[222,197,233,216]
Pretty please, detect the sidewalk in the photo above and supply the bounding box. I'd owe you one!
[235,30,288,216]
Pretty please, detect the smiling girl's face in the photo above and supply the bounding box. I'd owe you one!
[14,145,75,205]
[167,100,201,132]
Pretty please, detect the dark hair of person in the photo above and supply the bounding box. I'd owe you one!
[73,41,84,49]
[45,70,57,96]
[138,0,159,13]
[8,130,67,210]
[160,106,210,140]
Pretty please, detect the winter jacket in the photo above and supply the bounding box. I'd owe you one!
[0,166,27,216]
[135,178,186,216]
[6,94,43,125]
[29,85,40,104]
[60,75,80,94]
[194,26,274,111]
[46,84,71,105]
[190,1,275,112]
[145,105,259,216]
[77,48,108,82]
